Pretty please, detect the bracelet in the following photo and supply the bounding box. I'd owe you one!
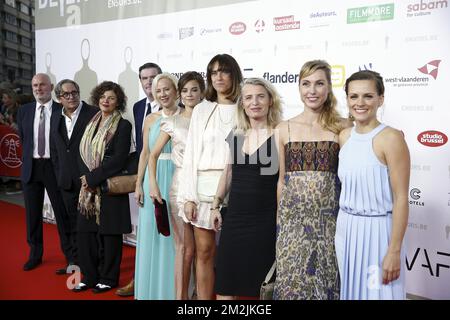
[210,207,220,211]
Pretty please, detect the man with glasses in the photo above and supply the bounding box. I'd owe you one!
[50,79,98,275]
[17,74,73,272]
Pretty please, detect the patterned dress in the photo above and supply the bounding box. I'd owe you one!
[274,122,341,300]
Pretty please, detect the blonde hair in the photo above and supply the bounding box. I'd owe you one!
[151,73,179,106]
[235,78,283,133]
[299,60,343,134]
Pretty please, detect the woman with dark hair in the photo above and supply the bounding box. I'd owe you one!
[147,71,205,299]
[177,54,243,299]
[335,70,409,299]
[73,81,132,294]
[274,60,351,299]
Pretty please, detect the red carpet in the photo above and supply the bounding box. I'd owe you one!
[0,201,135,300]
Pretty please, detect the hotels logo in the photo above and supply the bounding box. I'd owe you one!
[331,65,345,87]
[347,3,395,24]
[418,60,441,79]
[417,130,448,147]
[273,15,300,31]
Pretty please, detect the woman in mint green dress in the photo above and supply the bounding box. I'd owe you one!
[134,73,181,299]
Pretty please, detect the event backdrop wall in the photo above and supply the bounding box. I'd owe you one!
[35,0,450,299]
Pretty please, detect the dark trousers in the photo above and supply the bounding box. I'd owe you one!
[22,159,73,262]
[60,188,80,264]
[77,231,123,287]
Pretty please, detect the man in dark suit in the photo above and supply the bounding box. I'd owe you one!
[50,79,98,274]
[17,73,73,271]
[115,62,162,297]
[133,62,162,155]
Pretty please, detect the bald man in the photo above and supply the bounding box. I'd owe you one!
[17,73,73,272]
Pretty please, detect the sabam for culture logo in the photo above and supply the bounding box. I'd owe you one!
[229,22,246,35]
[417,130,448,147]
[347,3,394,24]
[407,0,448,17]
[418,60,441,79]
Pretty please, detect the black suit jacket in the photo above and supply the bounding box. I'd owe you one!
[50,102,99,191]
[133,98,147,155]
[17,100,61,184]
[77,118,132,234]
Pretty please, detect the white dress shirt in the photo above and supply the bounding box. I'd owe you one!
[62,102,82,140]
[33,101,52,158]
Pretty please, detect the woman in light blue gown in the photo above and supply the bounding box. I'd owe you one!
[134,73,181,299]
[335,70,410,300]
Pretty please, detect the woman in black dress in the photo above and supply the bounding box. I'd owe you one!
[211,78,282,299]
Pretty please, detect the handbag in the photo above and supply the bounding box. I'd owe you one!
[101,152,138,195]
[260,261,276,300]
[155,199,170,236]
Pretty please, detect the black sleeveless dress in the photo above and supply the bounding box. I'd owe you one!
[215,132,279,296]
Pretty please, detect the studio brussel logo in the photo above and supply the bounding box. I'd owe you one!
[417,130,448,147]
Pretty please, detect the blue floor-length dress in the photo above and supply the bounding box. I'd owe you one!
[135,116,176,300]
[335,124,406,300]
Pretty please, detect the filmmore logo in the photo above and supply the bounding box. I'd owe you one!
[273,15,300,31]
[347,3,394,24]
[407,0,448,17]
[417,130,448,147]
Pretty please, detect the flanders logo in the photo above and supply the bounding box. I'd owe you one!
[418,60,441,79]
[417,130,448,147]
[347,3,394,24]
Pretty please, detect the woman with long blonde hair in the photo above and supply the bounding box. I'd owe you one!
[274,60,351,299]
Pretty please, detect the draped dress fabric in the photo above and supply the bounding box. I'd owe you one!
[335,123,405,300]
[160,114,192,299]
[134,115,176,300]
[274,121,341,300]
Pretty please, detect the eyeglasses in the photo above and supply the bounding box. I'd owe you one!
[60,91,79,99]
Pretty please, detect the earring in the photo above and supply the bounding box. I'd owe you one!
[348,113,355,121]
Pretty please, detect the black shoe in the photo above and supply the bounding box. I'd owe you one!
[72,282,90,292]
[56,263,78,275]
[23,259,42,271]
[92,283,114,294]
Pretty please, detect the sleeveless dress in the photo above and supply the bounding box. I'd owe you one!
[335,123,406,300]
[135,115,176,300]
[215,132,278,297]
[274,121,341,300]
